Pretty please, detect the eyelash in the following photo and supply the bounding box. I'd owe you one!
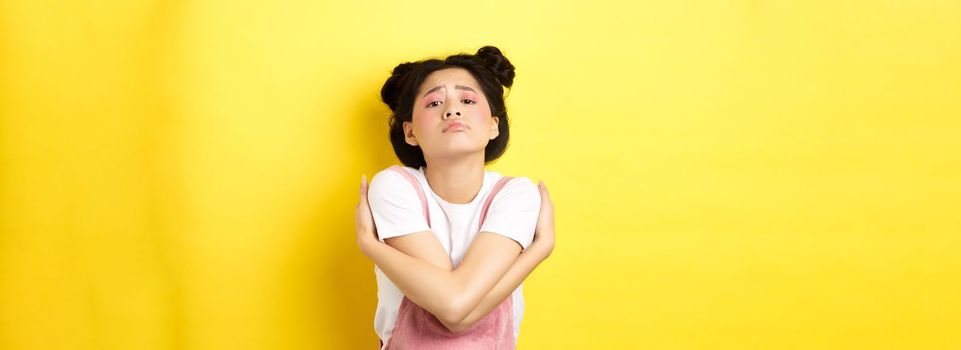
[427,99,476,108]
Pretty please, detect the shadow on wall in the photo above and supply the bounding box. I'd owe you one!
[302,75,399,348]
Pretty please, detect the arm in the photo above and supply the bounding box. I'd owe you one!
[440,180,555,333]
[440,239,552,333]
[384,232,453,271]
[358,175,555,333]
[360,170,513,324]
[360,231,520,326]
[381,231,550,334]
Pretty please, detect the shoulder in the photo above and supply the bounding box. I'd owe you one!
[490,174,539,205]
[369,166,420,199]
[501,176,537,193]
[371,165,419,186]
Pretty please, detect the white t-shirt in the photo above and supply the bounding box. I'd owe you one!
[368,165,541,347]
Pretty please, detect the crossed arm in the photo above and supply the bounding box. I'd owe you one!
[360,231,550,333]
[355,177,555,334]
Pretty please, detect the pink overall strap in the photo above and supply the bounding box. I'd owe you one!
[389,165,431,228]
[478,176,514,232]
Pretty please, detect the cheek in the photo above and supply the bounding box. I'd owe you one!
[471,106,494,125]
[411,110,436,131]
[472,115,491,128]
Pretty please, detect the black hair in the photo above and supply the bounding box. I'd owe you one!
[380,46,516,168]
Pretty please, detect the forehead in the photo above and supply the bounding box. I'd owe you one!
[417,68,481,95]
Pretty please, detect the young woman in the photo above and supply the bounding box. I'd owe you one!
[353,46,556,349]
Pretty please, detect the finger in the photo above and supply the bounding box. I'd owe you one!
[538,180,552,203]
[359,174,369,204]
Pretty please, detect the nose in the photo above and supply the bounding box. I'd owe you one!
[444,111,461,119]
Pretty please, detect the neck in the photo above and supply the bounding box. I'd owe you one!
[423,152,486,204]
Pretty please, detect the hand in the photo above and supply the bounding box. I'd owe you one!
[355,175,379,253]
[531,180,555,255]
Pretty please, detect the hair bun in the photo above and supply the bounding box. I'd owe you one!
[391,62,417,77]
[381,62,418,112]
[475,46,515,88]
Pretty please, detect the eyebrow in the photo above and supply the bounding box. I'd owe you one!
[421,84,477,97]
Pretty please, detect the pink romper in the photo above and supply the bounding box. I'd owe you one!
[379,165,517,350]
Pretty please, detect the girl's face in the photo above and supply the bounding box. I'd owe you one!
[404,68,500,162]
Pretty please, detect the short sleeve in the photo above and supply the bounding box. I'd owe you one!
[479,176,541,251]
[367,168,432,242]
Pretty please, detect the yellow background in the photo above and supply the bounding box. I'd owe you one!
[1,0,959,349]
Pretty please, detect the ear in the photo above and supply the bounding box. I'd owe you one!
[489,116,500,140]
[403,121,419,146]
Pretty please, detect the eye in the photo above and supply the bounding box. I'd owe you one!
[427,100,442,108]
[461,99,476,105]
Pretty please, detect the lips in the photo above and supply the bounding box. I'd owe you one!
[443,121,469,132]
